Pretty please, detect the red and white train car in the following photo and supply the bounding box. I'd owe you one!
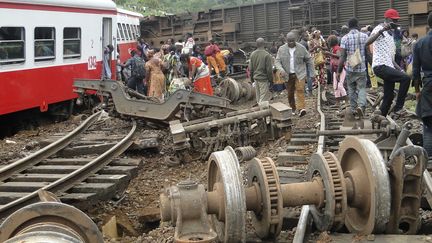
[116,8,142,63]
[0,0,137,117]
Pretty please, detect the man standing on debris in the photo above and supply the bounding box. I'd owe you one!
[249,38,274,104]
[366,9,410,118]
[413,12,432,158]
[275,32,314,117]
[338,17,369,117]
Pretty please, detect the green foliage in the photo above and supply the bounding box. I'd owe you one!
[116,0,257,15]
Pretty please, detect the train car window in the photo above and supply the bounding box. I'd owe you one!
[136,25,141,37]
[63,28,81,59]
[118,23,125,41]
[34,27,55,61]
[0,27,25,65]
[122,24,129,40]
[131,25,136,40]
[126,24,132,41]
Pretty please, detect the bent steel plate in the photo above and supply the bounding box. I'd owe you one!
[208,146,246,243]
[246,157,283,239]
[308,152,346,231]
[338,137,391,234]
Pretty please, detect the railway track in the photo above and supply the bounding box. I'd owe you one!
[0,111,140,219]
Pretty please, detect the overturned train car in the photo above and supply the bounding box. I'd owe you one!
[140,0,429,50]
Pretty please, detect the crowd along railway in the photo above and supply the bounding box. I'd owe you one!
[1,0,432,242]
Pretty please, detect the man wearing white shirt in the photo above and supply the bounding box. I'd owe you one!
[366,9,410,118]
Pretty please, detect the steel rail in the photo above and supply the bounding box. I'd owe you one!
[293,85,326,243]
[0,120,137,218]
[0,111,103,182]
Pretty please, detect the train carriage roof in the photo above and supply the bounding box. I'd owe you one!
[0,0,117,11]
[117,8,144,18]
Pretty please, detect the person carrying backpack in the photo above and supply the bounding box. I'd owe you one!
[120,49,146,94]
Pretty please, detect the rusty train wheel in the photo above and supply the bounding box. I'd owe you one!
[308,152,347,232]
[338,137,391,234]
[207,146,246,243]
[246,157,283,239]
[0,202,103,243]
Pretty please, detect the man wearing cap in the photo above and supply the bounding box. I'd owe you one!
[366,9,410,118]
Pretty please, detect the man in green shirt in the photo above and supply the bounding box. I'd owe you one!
[249,38,274,104]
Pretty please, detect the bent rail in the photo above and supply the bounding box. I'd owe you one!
[0,120,137,218]
[0,111,102,182]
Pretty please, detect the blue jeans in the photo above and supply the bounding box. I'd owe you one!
[345,71,367,111]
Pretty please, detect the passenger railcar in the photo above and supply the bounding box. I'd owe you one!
[116,8,142,63]
[0,0,143,118]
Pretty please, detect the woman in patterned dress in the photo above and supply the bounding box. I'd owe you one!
[309,30,328,88]
[144,49,166,101]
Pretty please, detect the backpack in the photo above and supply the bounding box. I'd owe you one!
[131,56,146,79]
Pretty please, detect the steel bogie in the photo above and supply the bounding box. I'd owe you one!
[74,79,230,121]
[171,102,292,160]
[160,136,406,241]
[338,137,391,234]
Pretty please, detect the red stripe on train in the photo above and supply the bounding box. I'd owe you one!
[0,61,113,115]
[0,2,116,15]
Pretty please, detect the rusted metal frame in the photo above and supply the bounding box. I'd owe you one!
[294,85,325,242]
[0,121,137,219]
[0,111,102,182]
[74,79,229,121]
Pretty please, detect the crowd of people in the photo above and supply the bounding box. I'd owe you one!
[250,8,432,158]
[249,8,419,120]
[113,35,234,101]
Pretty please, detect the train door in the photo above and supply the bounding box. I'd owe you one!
[102,18,113,79]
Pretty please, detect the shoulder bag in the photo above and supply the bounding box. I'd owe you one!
[347,33,362,68]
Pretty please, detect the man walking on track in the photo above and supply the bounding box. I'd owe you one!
[275,32,314,117]
[249,38,274,104]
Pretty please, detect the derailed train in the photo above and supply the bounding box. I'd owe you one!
[141,0,428,50]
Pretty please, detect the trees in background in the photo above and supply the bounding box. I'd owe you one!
[115,0,259,15]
